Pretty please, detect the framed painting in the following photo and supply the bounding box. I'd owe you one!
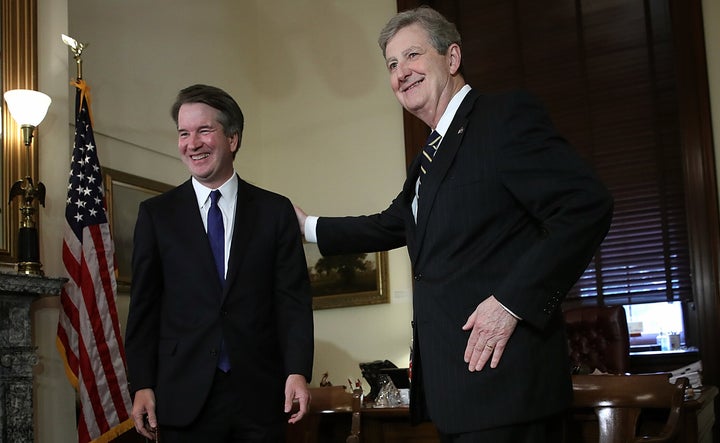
[303,242,389,310]
[103,168,173,290]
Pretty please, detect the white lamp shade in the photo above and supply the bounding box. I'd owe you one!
[3,89,52,126]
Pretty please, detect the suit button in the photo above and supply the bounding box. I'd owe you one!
[210,349,218,357]
[221,310,228,317]
[414,274,423,281]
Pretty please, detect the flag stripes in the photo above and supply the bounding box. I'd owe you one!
[56,79,134,443]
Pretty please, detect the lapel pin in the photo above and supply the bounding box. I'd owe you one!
[457,127,464,135]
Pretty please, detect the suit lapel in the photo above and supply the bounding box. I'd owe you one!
[174,180,225,293]
[223,176,256,299]
[412,90,479,262]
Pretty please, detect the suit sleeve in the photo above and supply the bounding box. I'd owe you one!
[273,198,315,380]
[317,191,408,255]
[493,91,613,329]
[124,201,162,394]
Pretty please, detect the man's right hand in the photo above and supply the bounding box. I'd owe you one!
[131,388,158,440]
[293,205,307,236]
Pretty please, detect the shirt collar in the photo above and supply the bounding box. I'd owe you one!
[192,173,239,209]
[433,84,472,138]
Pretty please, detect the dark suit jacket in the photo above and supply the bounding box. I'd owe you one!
[317,89,613,433]
[125,176,313,427]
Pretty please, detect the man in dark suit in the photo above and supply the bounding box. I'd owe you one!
[295,7,612,443]
[126,84,314,442]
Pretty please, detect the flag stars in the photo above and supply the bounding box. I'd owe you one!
[73,213,83,223]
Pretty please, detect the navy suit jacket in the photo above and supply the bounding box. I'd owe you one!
[125,176,313,426]
[317,89,613,433]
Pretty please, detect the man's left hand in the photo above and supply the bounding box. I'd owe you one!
[462,295,518,371]
[284,373,311,424]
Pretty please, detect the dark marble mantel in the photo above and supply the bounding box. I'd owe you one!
[0,271,66,443]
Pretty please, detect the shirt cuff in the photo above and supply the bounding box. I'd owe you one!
[498,300,522,320]
[304,216,319,243]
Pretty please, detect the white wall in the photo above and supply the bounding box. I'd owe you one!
[34,0,410,441]
[35,1,76,441]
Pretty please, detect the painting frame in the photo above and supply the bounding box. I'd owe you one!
[103,168,173,291]
[303,242,389,310]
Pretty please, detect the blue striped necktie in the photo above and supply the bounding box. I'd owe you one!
[419,130,442,201]
[420,130,442,180]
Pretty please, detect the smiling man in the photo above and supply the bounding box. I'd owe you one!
[294,6,613,443]
[125,84,314,442]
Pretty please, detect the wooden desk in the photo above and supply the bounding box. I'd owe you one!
[628,348,701,374]
[285,404,439,443]
[360,406,439,443]
[288,385,717,443]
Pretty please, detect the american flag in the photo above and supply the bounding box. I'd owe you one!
[56,79,134,442]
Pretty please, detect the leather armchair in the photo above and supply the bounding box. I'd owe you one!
[564,305,630,374]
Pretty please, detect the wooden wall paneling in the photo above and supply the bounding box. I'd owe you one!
[667,0,720,391]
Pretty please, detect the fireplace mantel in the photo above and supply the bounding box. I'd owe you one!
[0,271,66,443]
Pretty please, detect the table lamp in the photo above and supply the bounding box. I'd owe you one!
[3,89,51,275]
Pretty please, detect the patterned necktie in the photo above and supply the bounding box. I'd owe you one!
[418,130,442,205]
[420,130,442,180]
[208,190,231,372]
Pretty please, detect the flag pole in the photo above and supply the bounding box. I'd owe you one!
[57,33,134,443]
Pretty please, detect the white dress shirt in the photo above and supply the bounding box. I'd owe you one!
[192,173,238,279]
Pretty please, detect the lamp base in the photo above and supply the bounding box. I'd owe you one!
[17,227,43,276]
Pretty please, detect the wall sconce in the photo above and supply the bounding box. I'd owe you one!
[3,89,51,275]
